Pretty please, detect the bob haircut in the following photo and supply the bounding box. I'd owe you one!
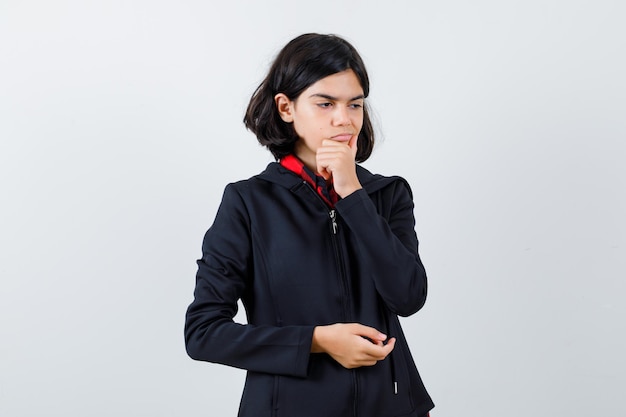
[244,33,374,162]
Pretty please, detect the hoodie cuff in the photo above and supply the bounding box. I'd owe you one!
[293,325,316,378]
[335,188,373,215]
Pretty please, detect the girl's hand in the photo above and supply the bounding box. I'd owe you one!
[316,136,362,198]
[311,323,396,369]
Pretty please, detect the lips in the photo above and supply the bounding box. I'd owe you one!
[331,133,353,142]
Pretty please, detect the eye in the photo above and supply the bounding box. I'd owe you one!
[317,102,332,108]
[349,103,363,109]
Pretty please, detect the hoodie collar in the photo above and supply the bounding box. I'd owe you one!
[256,162,402,195]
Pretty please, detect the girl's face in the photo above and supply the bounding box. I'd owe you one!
[275,69,365,172]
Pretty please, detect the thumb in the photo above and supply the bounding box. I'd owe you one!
[349,134,359,158]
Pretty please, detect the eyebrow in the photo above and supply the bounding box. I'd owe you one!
[308,93,365,101]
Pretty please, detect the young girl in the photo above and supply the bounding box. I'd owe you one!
[185,33,434,417]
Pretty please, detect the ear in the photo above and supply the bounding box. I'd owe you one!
[275,93,294,123]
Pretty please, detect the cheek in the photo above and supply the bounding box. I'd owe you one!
[293,119,318,140]
[354,115,364,131]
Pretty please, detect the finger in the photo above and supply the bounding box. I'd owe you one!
[348,134,358,157]
[347,359,377,369]
[315,155,331,177]
[315,154,343,178]
[362,339,395,361]
[351,324,387,342]
[359,347,388,362]
[316,147,348,159]
[317,140,352,161]
[317,165,331,180]
[315,149,334,174]
[384,337,396,353]
[368,337,396,355]
[319,140,352,156]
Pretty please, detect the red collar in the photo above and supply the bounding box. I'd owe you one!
[280,154,338,208]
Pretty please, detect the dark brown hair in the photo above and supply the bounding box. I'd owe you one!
[244,33,374,162]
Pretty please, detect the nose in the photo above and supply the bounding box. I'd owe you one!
[332,105,351,126]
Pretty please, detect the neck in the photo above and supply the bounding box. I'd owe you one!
[293,147,317,175]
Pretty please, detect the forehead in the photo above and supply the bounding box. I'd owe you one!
[303,70,364,99]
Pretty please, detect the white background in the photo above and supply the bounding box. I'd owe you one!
[1,1,624,416]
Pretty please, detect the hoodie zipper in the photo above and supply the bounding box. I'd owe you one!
[311,183,400,405]
[329,208,359,417]
[302,184,359,416]
[300,184,352,318]
[328,208,352,322]
[330,209,338,234]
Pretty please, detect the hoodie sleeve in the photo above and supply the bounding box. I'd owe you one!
[335,179,428,317]
[184,184,314,377]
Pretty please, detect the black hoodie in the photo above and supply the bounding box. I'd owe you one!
[185,162,434,417]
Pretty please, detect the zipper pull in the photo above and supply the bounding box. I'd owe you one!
[329,210,338,234]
